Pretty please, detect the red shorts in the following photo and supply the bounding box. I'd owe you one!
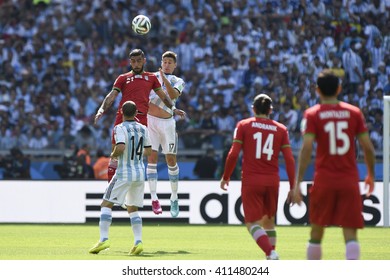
[309,180,364,228]
[241,177,279,223]
[111,110,148,144]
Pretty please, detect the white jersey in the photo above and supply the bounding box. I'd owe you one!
[113,120,151,181]
[149,72,185,115]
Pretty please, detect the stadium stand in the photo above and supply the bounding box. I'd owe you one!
[0,0,389,179]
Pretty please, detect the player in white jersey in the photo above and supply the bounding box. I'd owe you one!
[147,51,185,217]
[89,101,152,255]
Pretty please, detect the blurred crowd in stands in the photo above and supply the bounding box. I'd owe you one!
[0,0,390,178]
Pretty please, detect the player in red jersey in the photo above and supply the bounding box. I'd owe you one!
[220,93,296,260]
[94,49,185,182]
[292,69,375,260]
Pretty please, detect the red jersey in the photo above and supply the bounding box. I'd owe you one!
[112,71,162,125]
[224,117,292,185]
[302,101,368,183]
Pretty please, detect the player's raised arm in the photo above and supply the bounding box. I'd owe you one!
[159,68,181,99]
[94,89,120,124]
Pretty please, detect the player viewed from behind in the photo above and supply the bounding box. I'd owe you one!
[147,51,185,217]
[94,49,185,182]
[89,101,152,255]
[220,93,296,260]
[292,69,375,260]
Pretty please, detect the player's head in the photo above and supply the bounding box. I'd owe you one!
[122,101,137,119]
[129,49,146,74]
[161,51,177,74]
[316,69,341,97]
[252,93,273,116]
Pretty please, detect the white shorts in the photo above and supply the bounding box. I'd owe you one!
[103,174,145,207]
[147,114,178,155]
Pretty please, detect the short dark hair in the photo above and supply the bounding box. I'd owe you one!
[252,93,272,115]
[316,69,339,97]
[122,101,137,117]
[162,51,177,62]
[129,49,145,58]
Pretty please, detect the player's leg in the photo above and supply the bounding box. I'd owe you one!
[162,125,179,217]
[260,184,278,252]
[127,182,145,255]
[166,153,179,217]
[146,115,162,214]
[261,215,277,250]
[242,183,277,260]
[89,199,114,254]
[338,183,363,260]
[147,150,162,214]
[343,227,360,260]
[307,224,324,259]
[246,221,277,260]
[89,179,118,254]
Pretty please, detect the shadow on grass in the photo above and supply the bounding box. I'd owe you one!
[113,250,192,258]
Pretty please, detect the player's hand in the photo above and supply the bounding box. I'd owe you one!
[290,184,303,206]
[286,190,295,205]
[108,157,118,168]
[94,108,104,124]
[173,108,186,119]
[159,68,167,81]
[94,113,103,124]
[220,179,229,191]
[364,174,374,197]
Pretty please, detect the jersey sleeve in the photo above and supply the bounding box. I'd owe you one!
[281,125,291,148]
[173,77,185,94]
[356,109,369,135]
[222,122,243,181]
[143,127,151,148]
[113,75,125,92]
[301,109,316,136]
[233,121,244,144]
[152,75,162,92]
[113,125,125,145]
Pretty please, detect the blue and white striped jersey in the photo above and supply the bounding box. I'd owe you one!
[113,120,151,181]
[149,72,185,115]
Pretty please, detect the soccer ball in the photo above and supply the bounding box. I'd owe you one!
[132,15,151,35]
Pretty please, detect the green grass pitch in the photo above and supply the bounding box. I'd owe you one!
[0,224,389,260]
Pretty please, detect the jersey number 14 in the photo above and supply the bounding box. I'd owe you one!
[254,132,274,161]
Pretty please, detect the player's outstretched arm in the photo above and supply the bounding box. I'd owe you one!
[94,89,120,124]
[358,133,376,197]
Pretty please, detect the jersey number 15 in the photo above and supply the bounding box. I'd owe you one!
[324,121,350,155]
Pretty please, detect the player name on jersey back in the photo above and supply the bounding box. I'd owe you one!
[319,110,351,119]
[251,122,277,131]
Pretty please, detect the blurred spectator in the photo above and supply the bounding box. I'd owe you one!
[193,148,218,179]
[0,0,387,160]
[28,127,49,149]
[77,143,91,166]
[93,149,109,180]
[0,147,31,179]
[54,149,94,179]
